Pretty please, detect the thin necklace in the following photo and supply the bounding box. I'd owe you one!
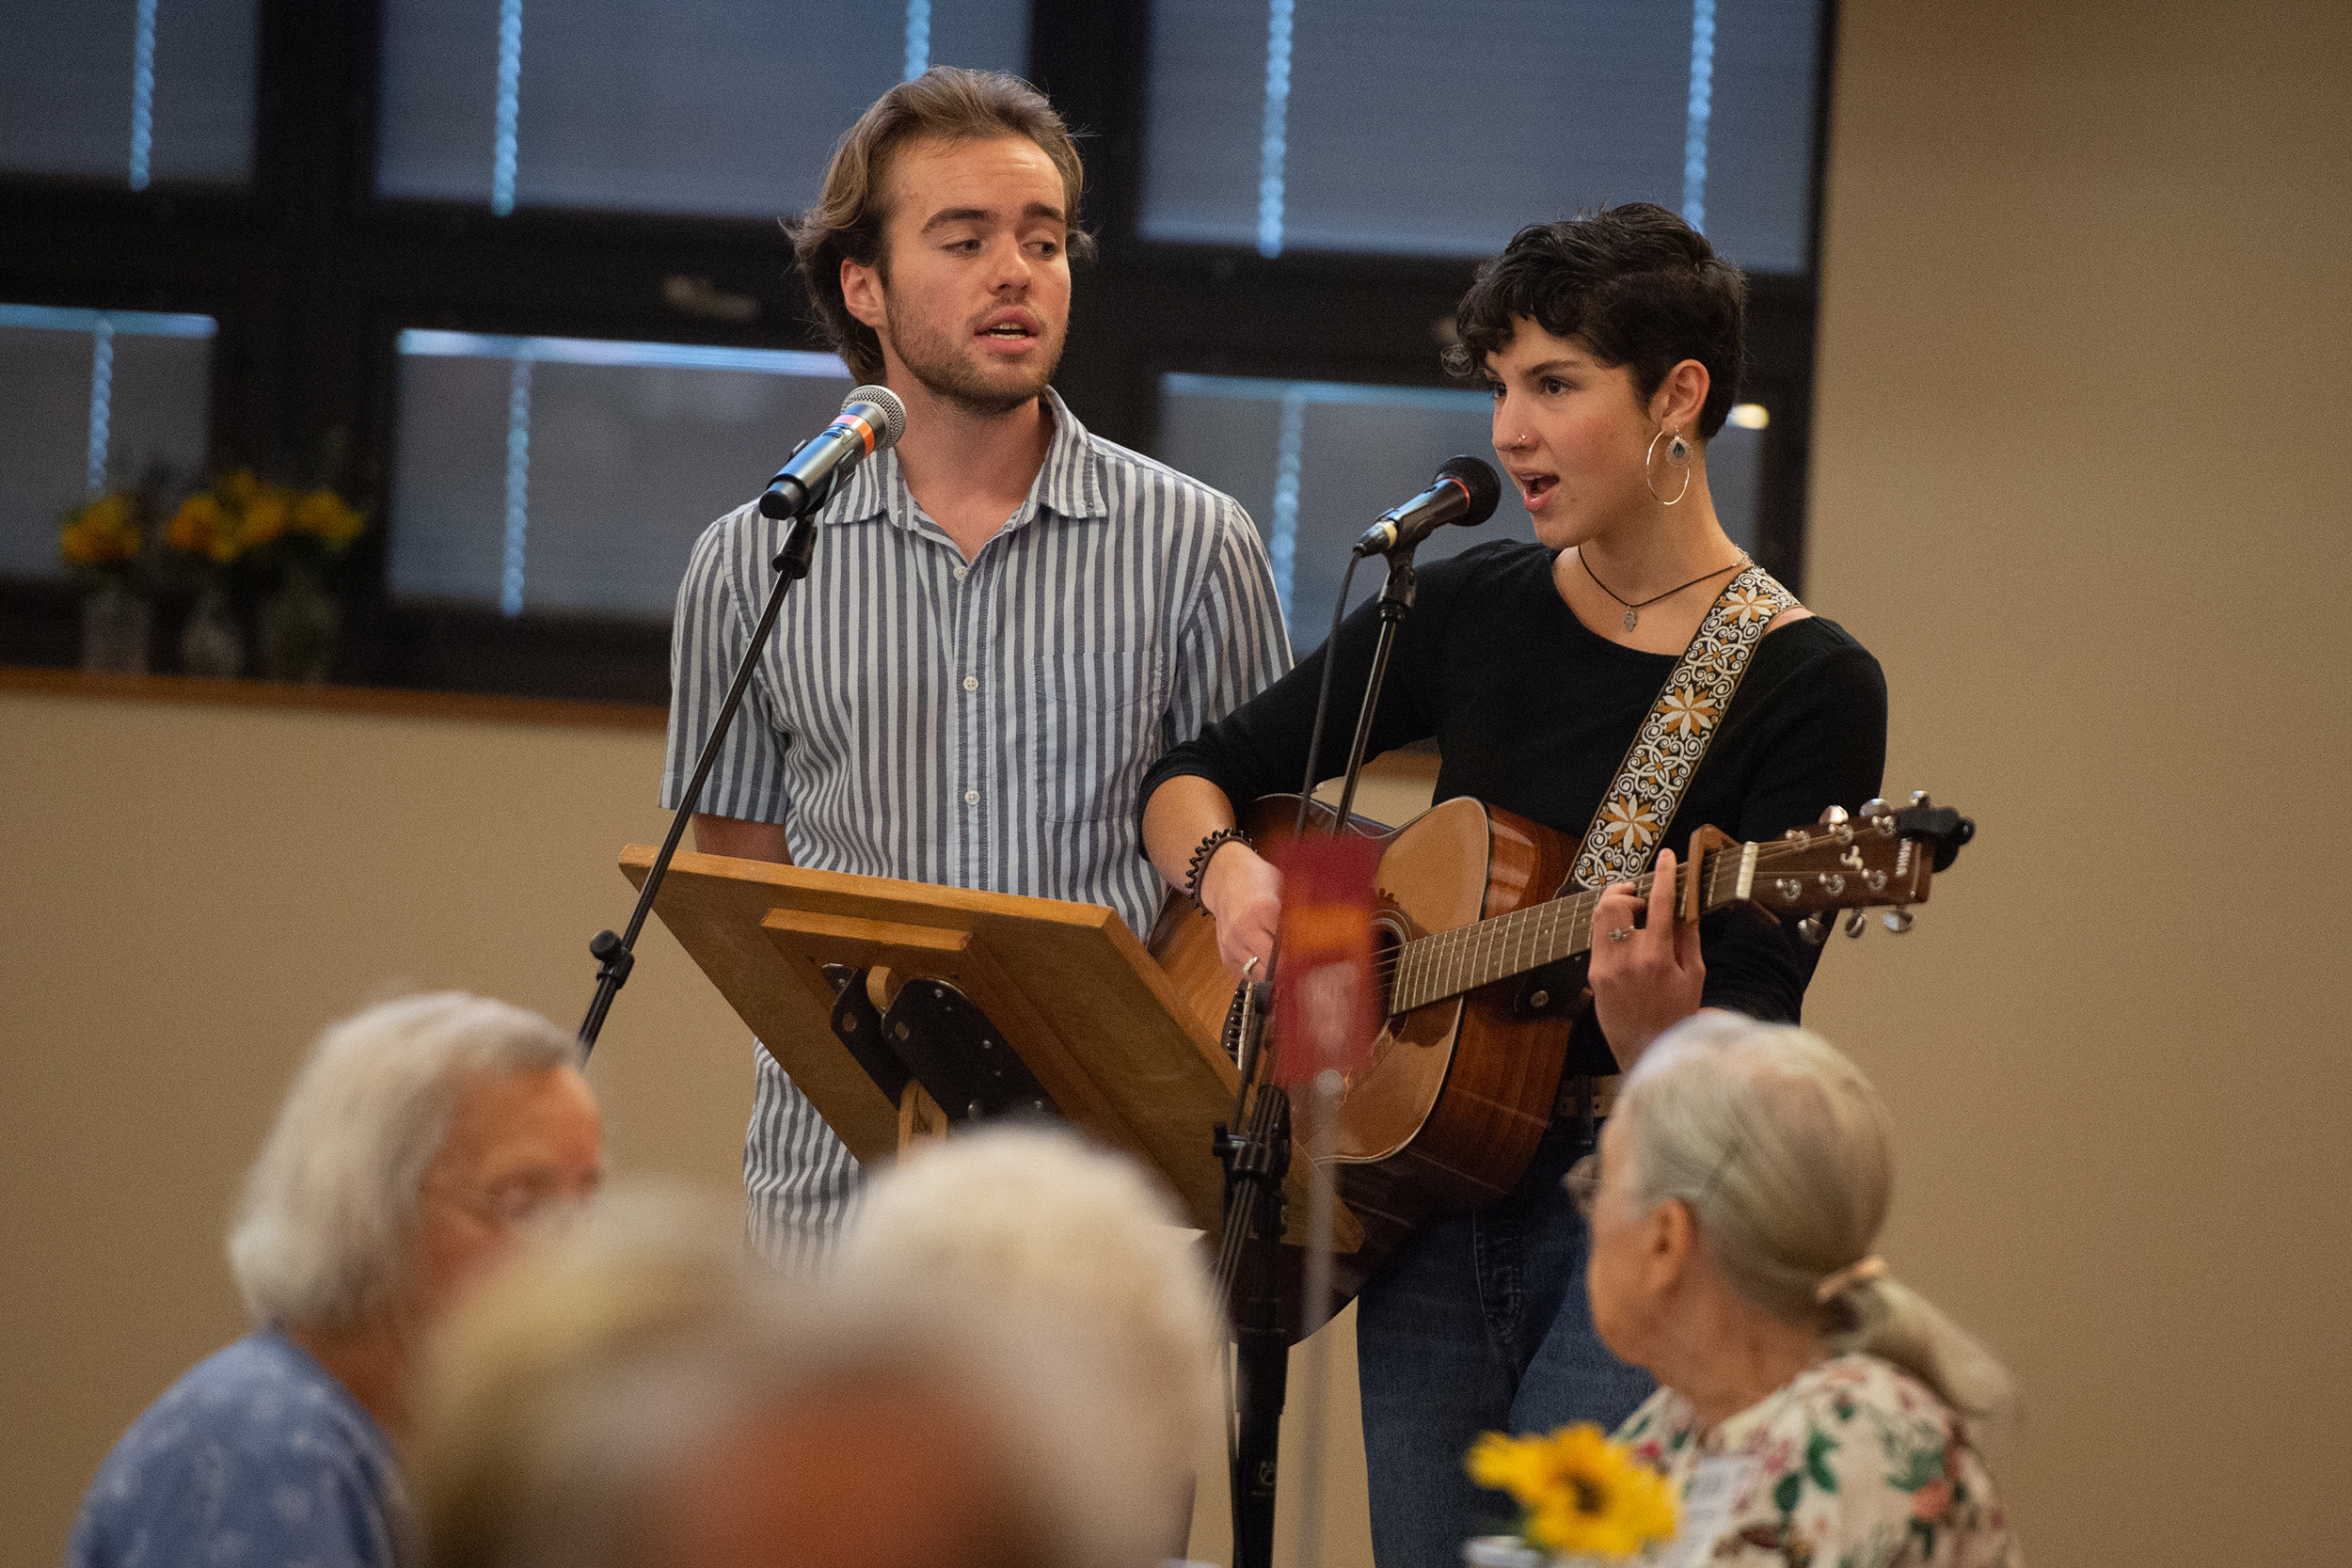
[1580,549,1749,632]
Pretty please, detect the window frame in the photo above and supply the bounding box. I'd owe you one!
[0,0,1836,701]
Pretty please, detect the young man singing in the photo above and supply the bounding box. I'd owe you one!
[663,67,1289,1263]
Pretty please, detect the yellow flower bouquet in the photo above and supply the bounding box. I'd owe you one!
[59,473,175,673]
[59,491,146,578]
[166,468,366,572]
[164,467,369,681]
[1465,1423,1677,1564]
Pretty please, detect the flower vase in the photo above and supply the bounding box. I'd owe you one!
[180,581,246,678]
[260,565,339,683]
[78,579,152,673]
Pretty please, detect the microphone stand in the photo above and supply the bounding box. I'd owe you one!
[576,480,829,1057]
[1329,544,1417,833]
[1216,541,1418,1568]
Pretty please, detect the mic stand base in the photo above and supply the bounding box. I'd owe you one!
[1231,1315,1290,1568]
[1215,1029,1291,1568]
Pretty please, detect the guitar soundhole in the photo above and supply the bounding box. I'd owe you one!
[1370,915,1411,1079]
[1370,916,1406,1020]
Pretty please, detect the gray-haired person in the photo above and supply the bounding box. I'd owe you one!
[70,993,602,1568]
[413,1180,1156,1568]
[1568,1014,2020,1566]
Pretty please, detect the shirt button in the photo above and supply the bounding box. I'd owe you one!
[963,789,980,805]
[962,674,978,692]
[953,564,969,581]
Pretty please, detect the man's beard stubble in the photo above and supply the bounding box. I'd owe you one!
[879,295,1064,418]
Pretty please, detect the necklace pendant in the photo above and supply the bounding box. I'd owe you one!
[1624,609,1640,632]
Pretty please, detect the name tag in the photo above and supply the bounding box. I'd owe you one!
[1655,1454,1759,1568]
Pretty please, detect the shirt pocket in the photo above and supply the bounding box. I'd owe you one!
[1030,644,1166,824]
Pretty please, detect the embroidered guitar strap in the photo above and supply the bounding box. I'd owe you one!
[1568,563,1798,890]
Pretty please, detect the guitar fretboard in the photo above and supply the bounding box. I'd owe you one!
[1384,844,1751,1012]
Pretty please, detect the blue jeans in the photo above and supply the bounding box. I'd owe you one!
[1355,1117,1655,1567]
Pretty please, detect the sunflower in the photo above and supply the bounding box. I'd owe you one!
[169,492,240,562]
[60,493,142,567]
[166,474,367,568]
[1468,1423,1678,1560]
[292,486,365,547]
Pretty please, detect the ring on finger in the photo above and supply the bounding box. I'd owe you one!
[1608,927,1632,942]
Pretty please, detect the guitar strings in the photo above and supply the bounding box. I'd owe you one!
[1359,828,1889,1007]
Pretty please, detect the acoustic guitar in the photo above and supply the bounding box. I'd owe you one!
[1147,791,1974,1338]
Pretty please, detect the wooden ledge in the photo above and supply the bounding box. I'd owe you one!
[0,666,668,734]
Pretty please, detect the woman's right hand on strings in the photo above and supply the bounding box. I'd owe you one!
[1200,843,1283,976]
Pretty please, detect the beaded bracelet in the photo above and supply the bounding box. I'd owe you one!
[1184,826,1252,911]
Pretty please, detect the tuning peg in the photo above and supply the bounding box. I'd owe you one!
[1798,914,1829,945]
[1909,790,1931,807]
[1818,804,1850,827]
[1856,797,1889,820]
[1882,908,1915,934]
[1844,910,1868,938]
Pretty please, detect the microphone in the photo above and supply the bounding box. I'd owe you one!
[1351,455,1502,557]
[758,385,909,520]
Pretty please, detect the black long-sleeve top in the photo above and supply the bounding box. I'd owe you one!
[1138,542,1889,1074]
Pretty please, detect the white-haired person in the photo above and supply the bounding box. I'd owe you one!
[413,1177,1128,1568]
[836,1125,1226,1562]
[69,993,601,1568]
[1560,1014,2017,1566]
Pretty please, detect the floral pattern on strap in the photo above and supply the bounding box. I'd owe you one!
[1571,563,1795,889]
[1614,1354,2020,1568]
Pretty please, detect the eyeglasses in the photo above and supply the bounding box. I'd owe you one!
[1565,1138,1740,1224]
[425,1172,596,1229]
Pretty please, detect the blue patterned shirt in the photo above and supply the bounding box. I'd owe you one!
[70,1326,405,1568]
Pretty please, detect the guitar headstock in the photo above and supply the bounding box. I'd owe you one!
[1736,794,1976,944]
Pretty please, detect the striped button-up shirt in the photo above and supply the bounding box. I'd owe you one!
[662,389,1289,1258]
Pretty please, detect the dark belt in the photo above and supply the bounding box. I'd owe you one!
[1555,1071,1622,1119]
[1556,1071,1622,1148]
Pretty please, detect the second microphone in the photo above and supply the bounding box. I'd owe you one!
[1352,455,1502,558]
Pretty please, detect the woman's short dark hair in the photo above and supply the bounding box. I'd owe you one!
[1445,203,1747,439]
[788,67,1096,386]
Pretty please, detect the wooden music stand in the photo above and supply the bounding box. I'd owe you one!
[621,845,1357,1244]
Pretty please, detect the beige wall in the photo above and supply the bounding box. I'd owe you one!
[1802,4,2352,1564]
[0,692,755,1566]
[6,4,2349,1564]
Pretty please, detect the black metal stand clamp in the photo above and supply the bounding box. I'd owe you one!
[816,963,1057,1123]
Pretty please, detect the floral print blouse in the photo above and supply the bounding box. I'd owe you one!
[1613,1354,2017,1568]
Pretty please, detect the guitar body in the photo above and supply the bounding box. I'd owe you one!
[1147,794,1589,1337]
[1148,786,1973,1338]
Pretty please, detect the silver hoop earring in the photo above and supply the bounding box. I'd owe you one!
[1645,428,1693,506]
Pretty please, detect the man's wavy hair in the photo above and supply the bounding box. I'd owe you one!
[790,67,1095,386]
[1444,202,1747,439]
